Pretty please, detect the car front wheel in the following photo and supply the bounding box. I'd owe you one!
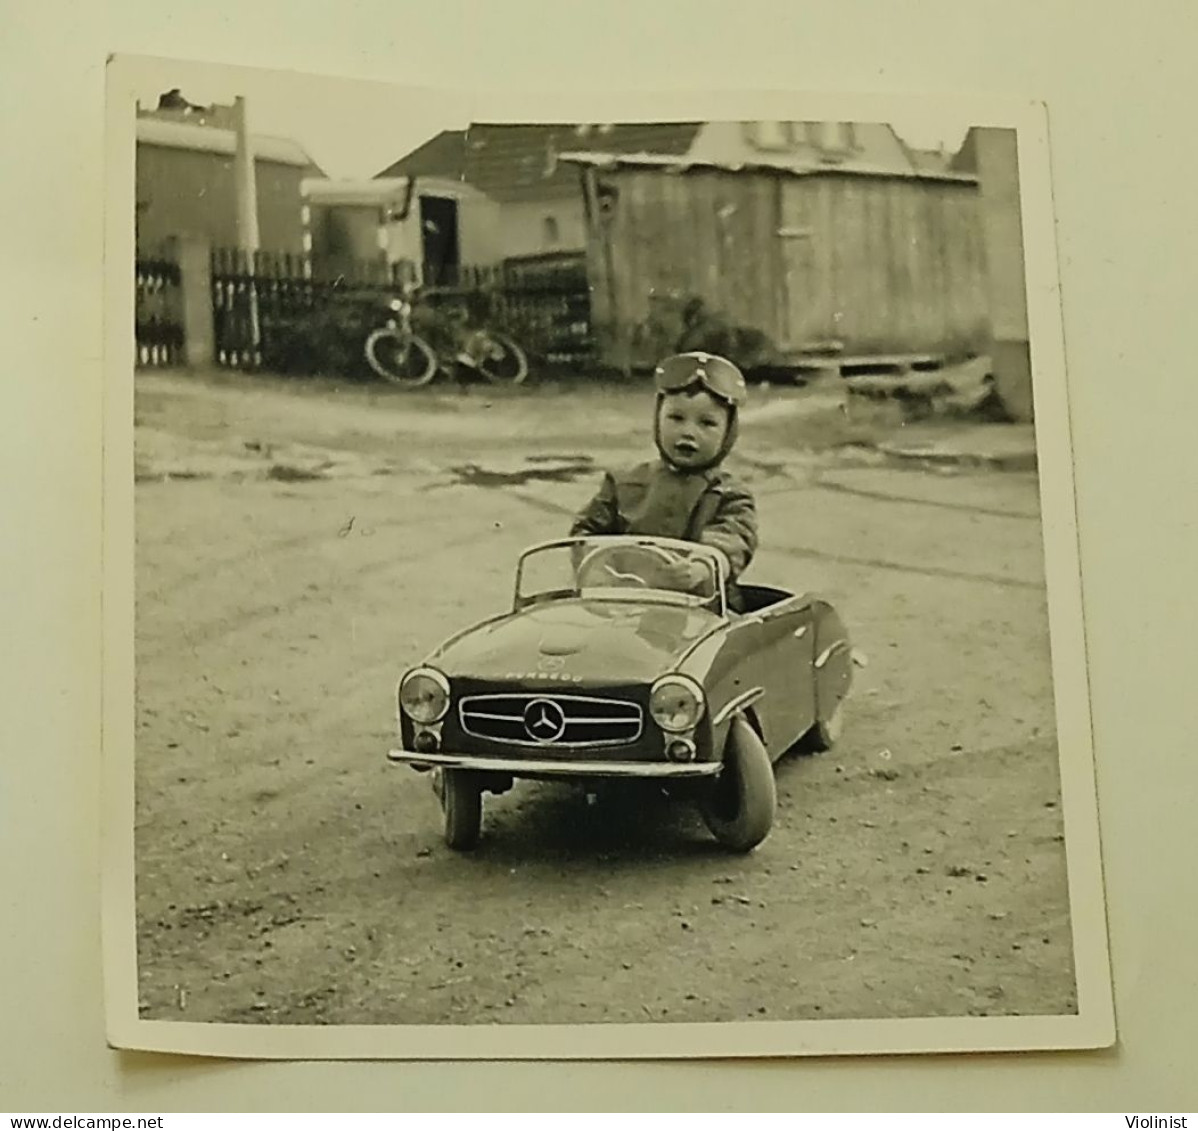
[701,715,777,852]
[441,769,483,850]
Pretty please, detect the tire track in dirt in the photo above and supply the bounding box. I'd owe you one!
[133,503,552,869]
[764,539,1045,591]
[812,469,1042,520]
[138,493,530,654]
[137,479,443,602]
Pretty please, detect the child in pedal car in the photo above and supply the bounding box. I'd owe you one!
[570,352,757,610]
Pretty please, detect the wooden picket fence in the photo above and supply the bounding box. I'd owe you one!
[209,249,595,374]
[134,257,184,368]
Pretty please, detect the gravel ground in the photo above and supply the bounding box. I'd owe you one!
[132,369,1075,1026]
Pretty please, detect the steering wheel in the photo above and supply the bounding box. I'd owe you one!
[575,543,681,590]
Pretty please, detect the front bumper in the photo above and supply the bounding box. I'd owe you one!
[386,748,721,779]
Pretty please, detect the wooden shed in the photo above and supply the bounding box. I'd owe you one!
[561,151,988,369]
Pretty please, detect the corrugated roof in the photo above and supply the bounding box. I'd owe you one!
[557,149,978,183]
[137,117,319,169]
[376,122,703,202]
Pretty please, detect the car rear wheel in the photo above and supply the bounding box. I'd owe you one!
[441,769,483,850]
[701,715,777,852]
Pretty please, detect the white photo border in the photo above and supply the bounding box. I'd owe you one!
[102,53,1115,1060]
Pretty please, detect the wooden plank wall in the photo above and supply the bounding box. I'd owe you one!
[586,166,989,364]
[609,168,785,363]
[784,175,988,354]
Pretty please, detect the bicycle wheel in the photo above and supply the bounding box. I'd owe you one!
[364,329,439,387]
[474,331,529,385]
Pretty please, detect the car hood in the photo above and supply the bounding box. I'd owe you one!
[429,598,722,685]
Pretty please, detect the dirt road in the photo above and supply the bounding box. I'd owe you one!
[133,370,1075,1026]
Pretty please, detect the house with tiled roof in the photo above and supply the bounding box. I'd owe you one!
[376,122,703,266]
[375,120,946,271]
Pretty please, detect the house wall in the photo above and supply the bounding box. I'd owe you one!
[136,144,306,254]
[584,164,988,365]
[384,190,506,272]
[458,192,505,266]
[970,127,1033,420]
[253,162,307,253]
[778,173,988,354]
[494,196,588,260]
[689,120,914,174]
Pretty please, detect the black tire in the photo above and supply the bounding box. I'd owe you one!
[364,329,439,387]
[473,331,529,385]
[701,715,777,852]
[441,769,483,850]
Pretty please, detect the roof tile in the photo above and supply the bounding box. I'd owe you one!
[377,121,703,201]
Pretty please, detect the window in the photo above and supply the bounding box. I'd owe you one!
[543,215,560,244]
[804,121,858,153]
[748,120,792,150]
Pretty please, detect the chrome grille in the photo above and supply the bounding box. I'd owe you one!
[458,693,642,747]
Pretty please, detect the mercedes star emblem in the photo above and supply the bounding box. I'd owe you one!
[523,697,567,743]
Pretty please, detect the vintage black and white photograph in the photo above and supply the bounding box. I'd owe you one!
[103,56,1112,1059]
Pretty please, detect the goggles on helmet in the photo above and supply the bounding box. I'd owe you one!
[654,351,747,407]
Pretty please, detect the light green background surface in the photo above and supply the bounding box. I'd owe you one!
[3,0,1196,1111]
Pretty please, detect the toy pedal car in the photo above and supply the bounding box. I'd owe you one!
[386,535,855,852]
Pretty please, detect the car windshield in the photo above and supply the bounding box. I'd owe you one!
[516,537,723,609]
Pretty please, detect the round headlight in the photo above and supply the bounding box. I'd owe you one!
[398,667,450,724]
[649,674,705,734]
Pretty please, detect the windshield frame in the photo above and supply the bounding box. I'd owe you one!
[513,535,728,617]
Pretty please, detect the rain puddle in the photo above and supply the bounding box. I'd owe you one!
[449,453,596,487]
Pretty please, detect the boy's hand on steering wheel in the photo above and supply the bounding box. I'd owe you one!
[660,557,708,592]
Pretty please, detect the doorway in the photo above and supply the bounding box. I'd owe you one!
[419,195,461,285]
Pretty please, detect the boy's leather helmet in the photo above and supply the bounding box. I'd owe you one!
[654,351,747,407]
[652,351,744,471]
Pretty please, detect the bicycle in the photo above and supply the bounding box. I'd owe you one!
[364,283,529,388]
[362,284,440,387]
